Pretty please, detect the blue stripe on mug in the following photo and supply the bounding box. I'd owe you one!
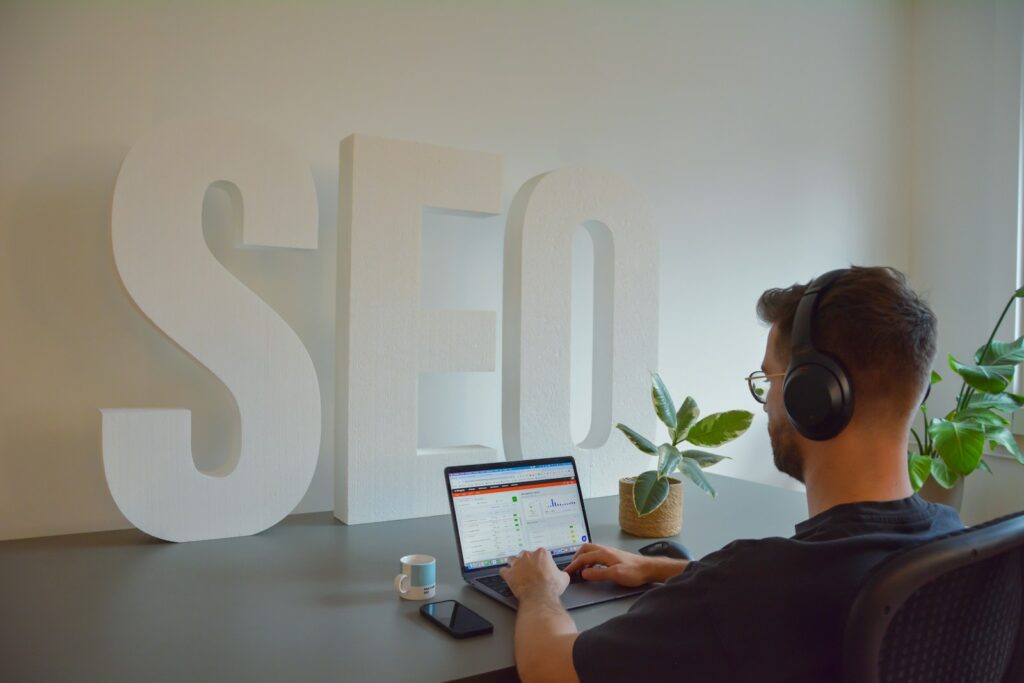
[411,562,435,587]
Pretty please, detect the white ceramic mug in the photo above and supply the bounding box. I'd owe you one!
[394,554,437,600]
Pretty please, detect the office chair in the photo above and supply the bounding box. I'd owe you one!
[843,511,1024,683]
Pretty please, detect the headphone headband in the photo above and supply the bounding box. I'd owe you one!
[790,269,848,355]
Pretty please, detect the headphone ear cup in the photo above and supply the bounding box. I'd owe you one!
[783,356,854,441]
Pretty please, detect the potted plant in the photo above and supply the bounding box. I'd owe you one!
[909,288,1024,509]
[616,373,754,537]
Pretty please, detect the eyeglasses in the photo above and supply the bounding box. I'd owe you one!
[745,370,785,404]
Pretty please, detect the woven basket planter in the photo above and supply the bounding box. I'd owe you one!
[618,476,683,538]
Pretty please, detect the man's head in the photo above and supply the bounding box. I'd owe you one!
[755,266,937,482]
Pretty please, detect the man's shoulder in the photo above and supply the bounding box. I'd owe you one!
[655,537,802,590]
[674,498,965,589]
[696,536,798,567]
[795,495,964,541]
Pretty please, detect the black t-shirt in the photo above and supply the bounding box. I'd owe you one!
[572,495,963,683]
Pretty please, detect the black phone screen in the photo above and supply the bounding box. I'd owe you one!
[421,600,493,638]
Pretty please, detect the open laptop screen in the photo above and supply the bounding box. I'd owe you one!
[447,459,589,571]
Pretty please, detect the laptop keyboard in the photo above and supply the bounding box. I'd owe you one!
[477,565,584,597]
[478,573,515,597]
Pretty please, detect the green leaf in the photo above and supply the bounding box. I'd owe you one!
[930,370,942,385]
[672,397,699,444]
[930,458,959,489]
[908,454,932,492]
[987,426,1024,465]
[978,458,993,474]
[680,449,729,469]
[633,470,671,516]
[1016,286,1024,298]
[948,355,1011,394]
[651,374,677,432]
[656,444,682,478]
[685,411,754,447]
[929,418,985,476]
[956,408,1009,427]
[616,423,657,455]
[678,458,716,497]
[975,337,1024,367]
[967,392,1024,414]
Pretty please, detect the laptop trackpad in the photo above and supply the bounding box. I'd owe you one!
[560,580,649,610]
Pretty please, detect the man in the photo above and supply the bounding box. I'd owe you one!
[500,266,963,683]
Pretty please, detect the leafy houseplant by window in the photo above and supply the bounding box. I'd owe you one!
[617,374,754,517]
[909,288,1024,492]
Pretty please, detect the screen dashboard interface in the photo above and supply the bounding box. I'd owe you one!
[449,461,588,571]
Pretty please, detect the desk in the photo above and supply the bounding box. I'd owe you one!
[0,473,805,683]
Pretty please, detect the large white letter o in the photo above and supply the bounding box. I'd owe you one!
[503,168,659,497]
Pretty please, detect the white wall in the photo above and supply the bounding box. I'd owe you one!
[1,1,914,540]
[909,0,1024,525]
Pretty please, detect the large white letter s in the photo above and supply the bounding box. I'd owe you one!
[103,119,321,542]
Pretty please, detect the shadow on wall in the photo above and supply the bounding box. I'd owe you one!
[0,145,241,539]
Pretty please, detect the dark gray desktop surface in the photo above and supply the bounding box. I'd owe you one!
[0,473,806,683]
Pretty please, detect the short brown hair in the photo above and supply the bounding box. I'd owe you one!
[757,266,937,412]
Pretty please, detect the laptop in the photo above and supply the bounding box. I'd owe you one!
[444,456,650,610]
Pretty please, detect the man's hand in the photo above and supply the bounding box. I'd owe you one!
[563,543,688,586]
[500,548,571,601]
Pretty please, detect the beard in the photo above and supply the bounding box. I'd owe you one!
[768,413,805,483]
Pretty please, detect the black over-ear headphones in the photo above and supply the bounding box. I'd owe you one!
[783,269,854,441]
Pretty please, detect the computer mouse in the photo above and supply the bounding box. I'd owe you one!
[638,540,693,561]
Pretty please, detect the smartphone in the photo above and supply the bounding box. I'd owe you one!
[420,600,493,639]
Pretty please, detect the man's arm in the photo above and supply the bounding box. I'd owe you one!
[500,549,580,683]
[500,543,690,683]
[514,589,580,683]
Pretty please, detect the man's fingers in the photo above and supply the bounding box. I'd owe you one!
[563,550,611,575]
[572,543,602,559]
[562,556,585,574]
[564,550,607,573]
[581,565,614,582]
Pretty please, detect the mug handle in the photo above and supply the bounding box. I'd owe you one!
[394,573,409,594]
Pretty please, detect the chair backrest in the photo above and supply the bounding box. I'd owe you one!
[843,511,1024,683]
